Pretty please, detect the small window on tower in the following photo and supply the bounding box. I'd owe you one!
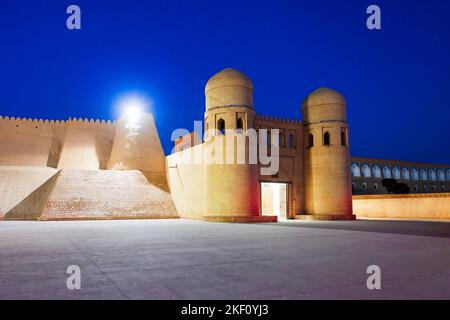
[217,118,225,135]
[307,134,314,148]
[323,131,330,146]
[288,134,295,148]
[236,118,243,130]
[341,131,347,146]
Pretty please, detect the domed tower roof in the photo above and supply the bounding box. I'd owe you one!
[302,87,346,108]
[205,68,253,93]
[301,87,347,123]
[205,68,254,111]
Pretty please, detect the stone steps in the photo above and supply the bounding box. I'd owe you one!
[39,169,178,220]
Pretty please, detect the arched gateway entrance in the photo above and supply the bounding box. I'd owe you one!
[261,182,288,219]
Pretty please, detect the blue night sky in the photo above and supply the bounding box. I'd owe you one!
[0,0,449,164]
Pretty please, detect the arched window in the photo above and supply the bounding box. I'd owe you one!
[419,168,428,181]
[437,169,445,181]
[279,133,284,148]
[307,134,314,148]
[392,167,401,179]
[382,166,391,179]
[411,168,419,180]
[351,163,361,177]
[372,165,381,178]
[341,131,347,146]
[402,168,411,180]
[217,118,225,135]
[362,164,371,178]
[447,169,450,181]
[288,134,295,148]
[429,169,437,181]
[323,131,330,146]
[414,185,418,192]
[236,118,243,130]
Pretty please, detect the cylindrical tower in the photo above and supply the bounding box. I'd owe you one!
[203,68,260,218]
[204,68,256,136]
[302,88,354,219]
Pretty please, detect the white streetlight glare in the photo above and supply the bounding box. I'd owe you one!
[125,105,141,125]
[116,93,151,125]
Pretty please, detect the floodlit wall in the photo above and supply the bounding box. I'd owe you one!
[353,193,450,221]
[0,116,66,167]
[204,136,260,216]
[108,113,166,173]
[58,118,115,169]
[254,115,304,217]
[0,116,115,169]
[167,136,262,219]
[166,144,207,219]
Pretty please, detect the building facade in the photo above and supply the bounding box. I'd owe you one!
[168,68,353,221]
[350,157,450,195]
[1,67,449,222]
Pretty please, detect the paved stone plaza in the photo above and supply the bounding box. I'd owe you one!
[0,219,449,299]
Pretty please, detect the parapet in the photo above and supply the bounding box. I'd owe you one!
[66,117,116,129]
[0,115,116,128]
[0,116,66,126]
[255,114,302,125]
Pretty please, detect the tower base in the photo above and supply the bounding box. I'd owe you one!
[202,215,277,223]
[294,214,356,221]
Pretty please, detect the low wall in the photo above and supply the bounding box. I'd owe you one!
[0,166,59,218]
[166,144,207,220]
[353,193,450,221]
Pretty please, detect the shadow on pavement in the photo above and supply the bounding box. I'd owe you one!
[264,219,450,238]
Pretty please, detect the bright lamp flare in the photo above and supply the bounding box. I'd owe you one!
[116,93,151,125]
[125,105,141,124]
